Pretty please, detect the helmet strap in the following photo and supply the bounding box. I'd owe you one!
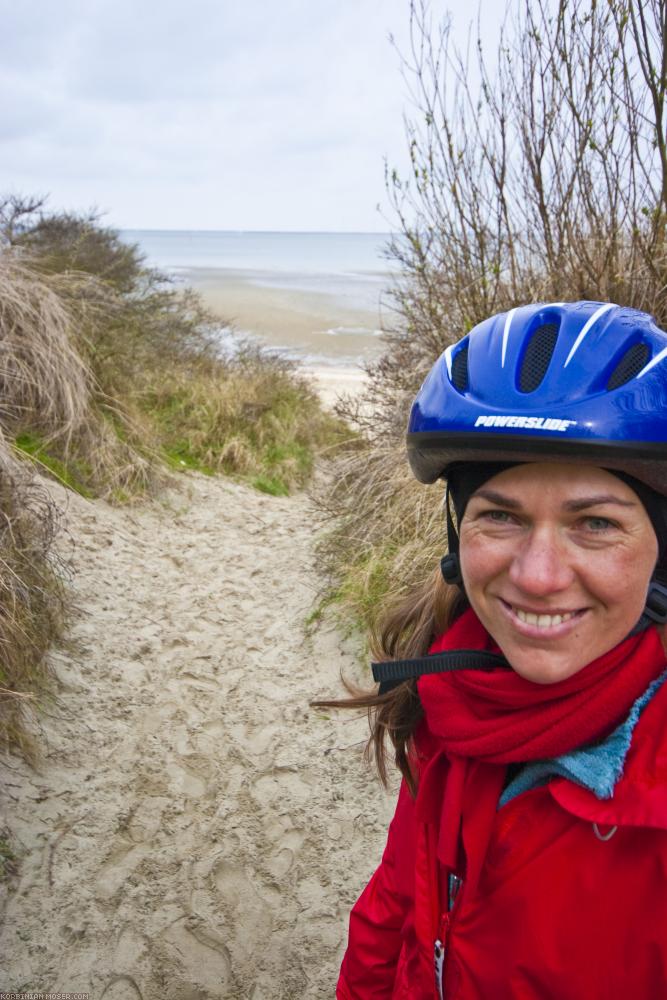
[441,482,464,586]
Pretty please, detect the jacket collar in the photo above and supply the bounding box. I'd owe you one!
[547,671,667,830]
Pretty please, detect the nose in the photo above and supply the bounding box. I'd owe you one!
[508,525,575,596]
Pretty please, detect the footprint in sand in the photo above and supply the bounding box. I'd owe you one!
[157,916,233,997]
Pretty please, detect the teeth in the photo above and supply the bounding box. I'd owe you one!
[515,608,576,628]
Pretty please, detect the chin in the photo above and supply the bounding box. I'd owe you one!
[495,631,600,685]
[507,654,587,685]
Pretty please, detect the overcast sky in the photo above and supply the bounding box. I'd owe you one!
[2,0,504,232]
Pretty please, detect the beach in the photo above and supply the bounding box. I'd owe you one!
[0,471,396,998]
[189,266,380,409]
[126,230,394,411]
[190,267,386,363]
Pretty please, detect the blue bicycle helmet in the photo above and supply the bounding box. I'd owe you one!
[407,300,667,495]
[372,302,667,691]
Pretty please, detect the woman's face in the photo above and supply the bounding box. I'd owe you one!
[459,463,659,684]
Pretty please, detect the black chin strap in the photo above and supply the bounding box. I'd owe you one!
[372,649,510,695]
[441,482,464,586]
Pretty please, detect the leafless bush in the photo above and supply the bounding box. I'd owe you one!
[374,0,667,407]
[320,0,667,624]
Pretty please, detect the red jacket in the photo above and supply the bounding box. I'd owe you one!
[337,680,667,999]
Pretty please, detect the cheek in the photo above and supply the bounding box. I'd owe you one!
[579,544,656,611]
[459,534,508,589]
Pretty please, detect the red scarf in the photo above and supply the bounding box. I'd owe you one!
[414,608,667,899]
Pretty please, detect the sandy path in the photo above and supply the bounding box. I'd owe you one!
[0,472,395,999]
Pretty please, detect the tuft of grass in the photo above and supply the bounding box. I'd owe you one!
[253,475,290,497]
[312,437,444,634]
[0,251,163,501]
[0,831,17,880]
[334,549,396,629]
[14,432,94,498]
[137,348,348,495]
[0,254,93,442]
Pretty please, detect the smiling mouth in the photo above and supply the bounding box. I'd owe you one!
[500,599,587,630]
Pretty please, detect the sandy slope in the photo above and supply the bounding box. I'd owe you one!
[0,471,395,999]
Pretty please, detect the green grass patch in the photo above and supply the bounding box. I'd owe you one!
[252,474,290,496]
[161,442,216,476]
[13,433,94,498]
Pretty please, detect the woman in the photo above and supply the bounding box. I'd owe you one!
[336,301,667,999]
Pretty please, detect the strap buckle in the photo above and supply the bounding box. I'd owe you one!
[644,581,667,624]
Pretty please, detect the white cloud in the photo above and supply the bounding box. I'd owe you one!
[0,0,504,230]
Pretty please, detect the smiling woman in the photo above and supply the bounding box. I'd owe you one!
[330,301,667,1000]
[459,463,659,684]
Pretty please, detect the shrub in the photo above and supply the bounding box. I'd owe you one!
[9,204,146,294]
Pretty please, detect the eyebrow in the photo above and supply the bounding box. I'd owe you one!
[471,488,638,512]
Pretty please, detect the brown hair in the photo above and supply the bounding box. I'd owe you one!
[314,567,468,794]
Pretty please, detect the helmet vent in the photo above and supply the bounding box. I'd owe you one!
[451,344,469,391]
[519,323,559,392]
[606,342,650,390]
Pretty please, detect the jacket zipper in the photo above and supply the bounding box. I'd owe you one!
[434,875,463,999]
[434,927,446,1000]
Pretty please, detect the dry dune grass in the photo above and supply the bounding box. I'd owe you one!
[0,435,65,758]
[0,257,78,750]
[0,254,161,501]
[0,254,92,443]
[314,438,443,630]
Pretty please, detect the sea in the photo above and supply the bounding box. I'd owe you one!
[122,229,397,366]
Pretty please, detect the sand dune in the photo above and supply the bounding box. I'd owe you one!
[0,468,395,998]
